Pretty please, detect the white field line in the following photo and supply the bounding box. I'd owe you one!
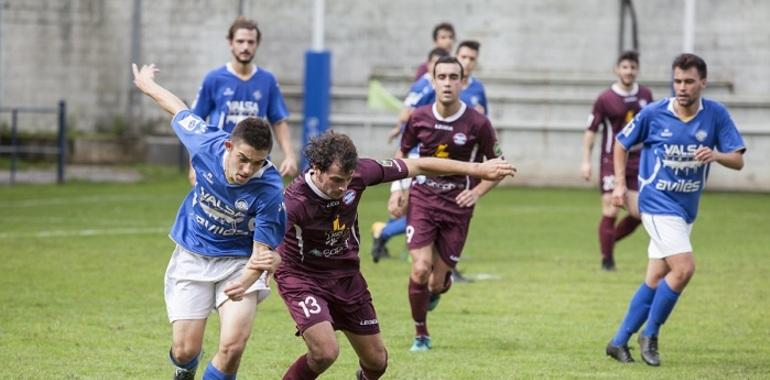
[0,194,178,209]
[0,226,168,239]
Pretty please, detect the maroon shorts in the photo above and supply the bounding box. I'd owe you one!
[599,156,639,193]
[406,201,471,269]
[274,270,380,336]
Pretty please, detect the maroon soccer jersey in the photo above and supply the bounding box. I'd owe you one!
[276,158,408,279]
[587,83,653,168]
[400,102,501,214]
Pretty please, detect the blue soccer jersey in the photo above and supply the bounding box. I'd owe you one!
[191,63,289,133]
[403,73,435,108]
[460,77,488,113]
[169,110,286,257]
[616,98,745,223]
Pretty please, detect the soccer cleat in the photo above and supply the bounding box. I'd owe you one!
[173,368,196,380]
[638,334,660,366]
[427,293,441,311]
[606,341,635,363]
[371,222,390,263]
[451,268,474,283]
[602,258,616,271]
[410,335,432,352]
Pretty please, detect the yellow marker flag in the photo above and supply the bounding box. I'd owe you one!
[367,80,402,113]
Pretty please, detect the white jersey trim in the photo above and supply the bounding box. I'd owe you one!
[432,101,467,123]
[610,83,639,97]
[305,170,333,199]
[225,62,258,80]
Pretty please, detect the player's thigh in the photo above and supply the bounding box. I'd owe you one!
[406,203,439,251]
[344,331,387,368]
[625,190,640,218]
[302,321,339,358]
[172,318,207,353]
[432,214,471,269]
[216,292,258,347]
[275,273,334,335]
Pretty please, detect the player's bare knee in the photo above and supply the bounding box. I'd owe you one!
[411,262,431,282]
[364,346,387,371]
[171,343,200,364]
[308,341,339,368]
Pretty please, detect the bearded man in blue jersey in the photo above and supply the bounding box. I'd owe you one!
[605,54,746,366]
[191,17,297,180]
[133,63,285,380]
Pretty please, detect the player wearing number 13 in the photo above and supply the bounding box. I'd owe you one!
[262,131,515,379]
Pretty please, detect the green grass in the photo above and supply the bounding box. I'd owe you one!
[1,176,768,379]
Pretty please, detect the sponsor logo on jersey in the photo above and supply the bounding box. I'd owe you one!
[695,129,708,142]
[453,132,467,146]
[342,189,356,205]
[325,200,340,208]
[661,128,673,137]
[621,121,636,137]
[660,144,705,175]
[203,171,215,184]
[434,144,450,158]
[359,319,379,326]
[378,159,394,167]
[655,178,701,192]
[332,215,346,231]
[434,123,453,131]
[223,87,235,96]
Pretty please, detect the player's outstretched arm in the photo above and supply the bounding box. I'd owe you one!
[131,63,188,116]
[223,242,281,301]
[403,157,516,181]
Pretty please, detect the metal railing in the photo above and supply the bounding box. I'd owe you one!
[0,100,67,184]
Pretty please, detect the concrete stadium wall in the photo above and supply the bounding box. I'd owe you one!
[1,0,768,190]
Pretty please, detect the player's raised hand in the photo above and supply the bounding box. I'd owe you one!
[475,158,517,180]
[279,157,299,177]
[131,63,159,93]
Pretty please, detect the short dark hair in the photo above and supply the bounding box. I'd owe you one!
[672,53,707,79]
[456,40,480,54]
[617,50,639,65]
[304,131,358,174]
[433,55,465,79]
[432,22,455,41]
[227,16,261,45]
[427,47,450,62]
[231,117,272,152]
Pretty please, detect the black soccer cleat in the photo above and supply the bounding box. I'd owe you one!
[371,236,390,263]
[602,258,616,271]
[638,334,660,366]
[606,341,635,363]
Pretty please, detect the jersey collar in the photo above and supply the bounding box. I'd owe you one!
[221,149,274,184]
[666,97,704,120]
[611,82,639,96]
[432,100,467,123]
[226,62,258,80]
[305,170,333,200]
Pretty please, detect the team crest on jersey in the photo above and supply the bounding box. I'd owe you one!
[453,132,467,146]
[235,199,249,211]
[695,129,708,142]
[178,114,207,134]
[223,87,234,96]
[639,99,648,107]
[342,189,356,205]
[253,90,262,101]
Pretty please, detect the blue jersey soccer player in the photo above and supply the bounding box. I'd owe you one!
[192,17,297,178]
[605,54,745,366]
[133,63,285,380]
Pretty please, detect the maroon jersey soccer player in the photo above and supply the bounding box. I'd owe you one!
[392,56,506,352]
[245,131,514,380]
[580,51,654,271]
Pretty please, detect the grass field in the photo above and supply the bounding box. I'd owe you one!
[1,171,768,379]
